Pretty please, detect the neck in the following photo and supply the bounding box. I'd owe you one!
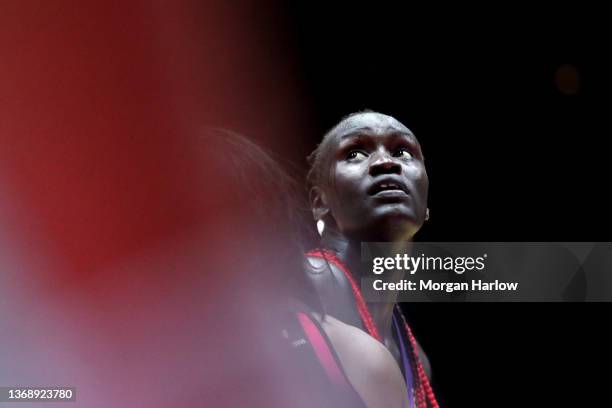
[321,227,412,340]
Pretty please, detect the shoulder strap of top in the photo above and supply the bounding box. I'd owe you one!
[295,312,351,390]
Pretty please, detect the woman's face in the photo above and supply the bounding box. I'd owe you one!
[319,112,429,241]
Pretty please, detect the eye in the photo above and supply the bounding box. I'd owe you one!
[346,150,368,160]
[394,147,413,159]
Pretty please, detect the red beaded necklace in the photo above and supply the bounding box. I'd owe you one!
[307,249,440,408]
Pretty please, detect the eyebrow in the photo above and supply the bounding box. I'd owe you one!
[337,128,419,145]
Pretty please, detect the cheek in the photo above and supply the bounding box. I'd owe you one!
[404,165,429,211]
[326,166,366,218]
[331,165,364,200]
[407,164,428,189]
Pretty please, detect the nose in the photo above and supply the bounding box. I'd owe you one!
[368,151,401,177]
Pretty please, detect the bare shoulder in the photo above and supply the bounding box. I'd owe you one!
[315,314,409,408]
[304,255,342,275]
[303,255,335,281]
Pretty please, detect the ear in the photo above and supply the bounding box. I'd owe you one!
[309,186,330,221]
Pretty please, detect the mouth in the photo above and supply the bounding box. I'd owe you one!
[367,179,410,197]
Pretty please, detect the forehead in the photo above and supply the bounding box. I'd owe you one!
[330,112,414,141]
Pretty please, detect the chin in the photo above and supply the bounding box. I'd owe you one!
[371,204,415,222]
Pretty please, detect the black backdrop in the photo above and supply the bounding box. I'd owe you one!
[275,3,611,406]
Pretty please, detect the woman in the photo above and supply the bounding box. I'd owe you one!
[305,110,439,408]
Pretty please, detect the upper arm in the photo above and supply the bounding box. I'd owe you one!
[350,340,410,408]
[318,315,409,408]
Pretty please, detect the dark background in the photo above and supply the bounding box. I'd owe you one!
[277,3,611,407]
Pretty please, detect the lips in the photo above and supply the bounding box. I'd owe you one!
[367,178,410,196]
